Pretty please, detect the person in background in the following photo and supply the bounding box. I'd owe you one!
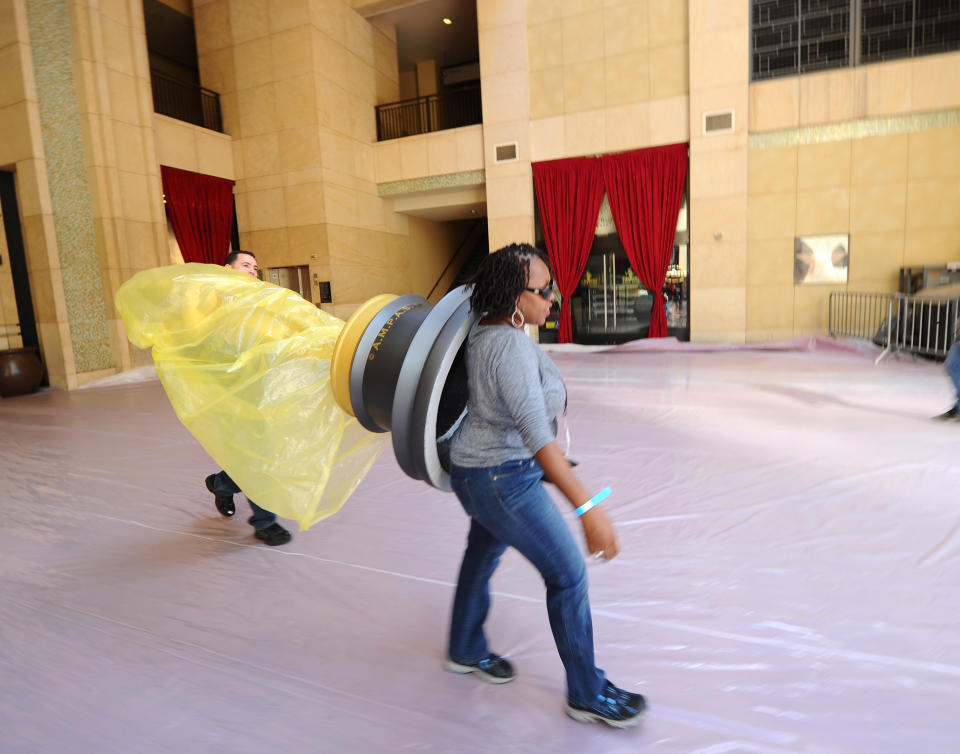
[935,336,960,421]
[204,250,292,547]
[444,242,645,728]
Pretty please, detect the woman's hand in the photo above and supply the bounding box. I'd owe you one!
[534,441,620,561]
[580,506,620,561]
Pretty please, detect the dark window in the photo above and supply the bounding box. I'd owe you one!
[799,0,850,73]
[752,0,800,80]
[914,0,960,57]
[861,0,913,62]
[751,0,960,80]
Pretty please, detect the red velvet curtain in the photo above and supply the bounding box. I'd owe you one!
[601,143,687,338]
[160,165,235,265]
[532,157,605,343]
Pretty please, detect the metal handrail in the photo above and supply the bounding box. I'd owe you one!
[376,86,482,141]
[426,219,486,302]
[150,69,223,132]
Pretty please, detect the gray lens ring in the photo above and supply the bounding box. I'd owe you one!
[349,294,428,433]
[411,295,477,489]
[390,285,473,481]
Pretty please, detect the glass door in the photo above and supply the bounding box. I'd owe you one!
[534,160,690,345]
[570,235,649,344]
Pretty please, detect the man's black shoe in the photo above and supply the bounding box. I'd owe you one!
[445,653,516,684]
[566,681,646,728]
[254,522,292,546]
[206,474,235,517]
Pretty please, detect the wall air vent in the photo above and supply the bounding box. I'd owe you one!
[495,142,518,162]
[702,109,735,135]
[441,61,480,86]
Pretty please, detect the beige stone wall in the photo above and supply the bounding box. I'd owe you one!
[0,0,64,374]
[196,0,461,319]
[154,114,235,179]
[71,0,170,381]
[374,124,484,182]
[746,52,960,341]
[7,0,957,366]
[526,0,689,162]
[0,0,168,387]
[476,0,534,250]
[476,0,692,255]
[0,0,29,352]
[688,0,748,343]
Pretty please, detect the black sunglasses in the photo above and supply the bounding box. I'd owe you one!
[524,284,555,300]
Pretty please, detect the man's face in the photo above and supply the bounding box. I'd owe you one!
[226,253,258,277]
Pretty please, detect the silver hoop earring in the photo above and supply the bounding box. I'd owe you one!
[511,306,525,329]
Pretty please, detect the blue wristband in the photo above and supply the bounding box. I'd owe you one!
[575,486,611,517]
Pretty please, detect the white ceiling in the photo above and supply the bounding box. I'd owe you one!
[366,0,479,72]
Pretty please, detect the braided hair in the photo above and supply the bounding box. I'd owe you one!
[469,243,551,320]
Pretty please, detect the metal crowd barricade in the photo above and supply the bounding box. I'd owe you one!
[828,291,960,364]
[898,295,960,360]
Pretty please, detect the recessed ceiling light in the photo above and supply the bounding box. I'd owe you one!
[442,17,452,25]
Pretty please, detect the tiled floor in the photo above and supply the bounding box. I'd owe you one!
[2,339,958,753]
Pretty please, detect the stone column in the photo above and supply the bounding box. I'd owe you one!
[687,0,749,343]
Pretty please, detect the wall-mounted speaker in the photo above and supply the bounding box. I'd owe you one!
[330,285,479,490]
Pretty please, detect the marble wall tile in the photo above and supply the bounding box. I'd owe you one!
[603,3,648,56]
[746,283,795,330]
[605,51,649,107]
[649,43,688,99]
[795,187,850,235]
[529,114,565,161]
[849,183,907,233]
[850,133,908,186]
[528,19,563,71]
[604,101,650,152]
[748,145,797,195]
[907,127,960,181]
[906,178,960,230]
[530,67,564,118]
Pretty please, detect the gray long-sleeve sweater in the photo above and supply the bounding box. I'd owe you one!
[449,323,567,467]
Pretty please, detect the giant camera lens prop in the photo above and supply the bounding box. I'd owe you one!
[330,285,478,491]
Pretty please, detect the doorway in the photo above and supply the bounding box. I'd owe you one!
[534,167,690,346]
[266,265,313,304]
[0,172,42,363]
[565,189,689,346]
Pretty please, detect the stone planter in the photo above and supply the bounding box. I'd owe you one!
[0,347,44,397]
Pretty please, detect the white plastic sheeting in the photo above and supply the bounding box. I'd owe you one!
[2,338,958,753]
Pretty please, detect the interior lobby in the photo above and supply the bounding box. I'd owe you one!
[2,1,960,751]
[1,0,958,388]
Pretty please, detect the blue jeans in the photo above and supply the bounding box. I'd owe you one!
[448,459,606,706]
[209,470,276,530]
[946,342,960,408]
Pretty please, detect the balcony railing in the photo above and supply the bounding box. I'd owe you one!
[376,86,481,141]
[150,69,223,133]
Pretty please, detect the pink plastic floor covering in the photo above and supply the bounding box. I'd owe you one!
[2,339,958,753]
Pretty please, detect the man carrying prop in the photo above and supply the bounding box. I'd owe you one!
[203,250,292,546]
[114,258,386,535]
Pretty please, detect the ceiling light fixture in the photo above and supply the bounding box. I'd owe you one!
[442,17,452,25]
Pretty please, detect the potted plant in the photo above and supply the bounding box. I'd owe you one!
[0,338,44,397]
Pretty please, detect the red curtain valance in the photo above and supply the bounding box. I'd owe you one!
[161,165,235,265]
[532,143,688,341]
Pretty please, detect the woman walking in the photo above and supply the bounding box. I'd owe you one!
[444,242,645,728]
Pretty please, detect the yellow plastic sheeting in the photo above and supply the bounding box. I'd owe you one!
[115,263,386,531]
